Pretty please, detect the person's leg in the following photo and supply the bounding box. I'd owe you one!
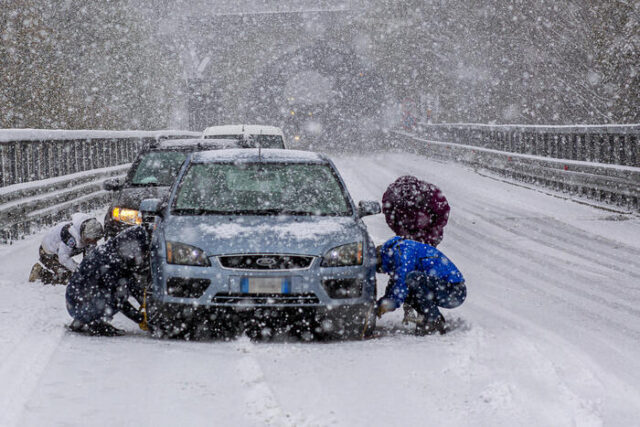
[406,272,466,334]
[39,247,71,285]
[405,271,441,322]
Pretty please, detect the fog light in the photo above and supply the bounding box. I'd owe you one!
[322,279,362,299]
[166,278,211,298]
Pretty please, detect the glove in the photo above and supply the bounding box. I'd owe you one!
[376,298,396,318]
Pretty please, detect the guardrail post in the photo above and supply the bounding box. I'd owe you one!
[576,134,584,161]
[593,134,602,163]
[613,135,623,165]
[629,134,639,167]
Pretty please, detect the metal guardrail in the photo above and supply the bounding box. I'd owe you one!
[414,122,640,167]
[395,128,640,212]
[0,130,199,241]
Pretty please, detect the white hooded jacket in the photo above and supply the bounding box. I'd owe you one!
[41,213,93,271]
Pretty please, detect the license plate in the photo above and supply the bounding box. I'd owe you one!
[241,277,290,294]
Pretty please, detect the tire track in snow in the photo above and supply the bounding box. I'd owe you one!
[448,212,640,318]
[458,196,640,280]
[233,337,298,426]
[446,222,640,338]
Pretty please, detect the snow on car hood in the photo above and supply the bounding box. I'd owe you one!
[161,215,364,256]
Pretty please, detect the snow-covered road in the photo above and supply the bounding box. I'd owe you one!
[1,152,639,426]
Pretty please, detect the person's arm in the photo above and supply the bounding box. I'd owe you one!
[120,300,144,324]
[57,243,79,271]
[386,245,416,308]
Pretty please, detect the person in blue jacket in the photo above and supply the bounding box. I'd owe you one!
[376,176,466,335]
[376,237,466,334]
[65,226,149,336]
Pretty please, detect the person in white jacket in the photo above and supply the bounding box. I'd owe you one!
[28,213,104,285]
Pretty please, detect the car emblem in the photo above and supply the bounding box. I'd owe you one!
[256,257,277,267]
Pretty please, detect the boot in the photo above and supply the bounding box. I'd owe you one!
[402,306,425,325]
[68,320,125,336]
[87,321,125,337]
[28,263,44,282]
[415,314,446,336]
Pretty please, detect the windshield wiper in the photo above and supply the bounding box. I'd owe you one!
[130,182,166,187]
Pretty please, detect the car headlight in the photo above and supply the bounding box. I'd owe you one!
[322,242,363,267]
[112,207,142,225]
[166,241,210,266]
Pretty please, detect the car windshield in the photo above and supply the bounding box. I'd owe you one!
[130,151,187,186]
[204,134,284,148]
[172,162,352,216]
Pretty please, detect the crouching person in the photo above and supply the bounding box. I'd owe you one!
[376,176,466,335]
[29,213,104,285]
[65,226,149,336]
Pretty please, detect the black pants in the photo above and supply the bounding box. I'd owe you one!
[404,272,466,322]
[39,246,72,285]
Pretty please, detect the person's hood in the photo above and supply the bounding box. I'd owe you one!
[161,215,364,257]
[70,212,92,230]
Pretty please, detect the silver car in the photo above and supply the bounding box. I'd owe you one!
[141,149,380,340]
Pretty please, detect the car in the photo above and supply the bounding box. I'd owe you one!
[102,138,240,238]
[201,124,286,149]
[140,148,381,340]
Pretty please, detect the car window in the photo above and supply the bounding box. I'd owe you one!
[204,134,284,148]
[253,135,284,148]
[204,135,242,140]
[173,162,351,216]
[131,151,187,186]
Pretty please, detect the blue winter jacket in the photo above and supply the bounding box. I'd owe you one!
[380,236,464,308]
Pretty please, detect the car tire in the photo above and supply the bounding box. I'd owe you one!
[316,304,376,341]
[147,300,193,339]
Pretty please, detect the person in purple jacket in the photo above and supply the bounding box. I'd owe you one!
[376,176,466,335]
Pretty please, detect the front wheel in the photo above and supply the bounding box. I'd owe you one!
[146,300,194,339]
[316,304,376,340]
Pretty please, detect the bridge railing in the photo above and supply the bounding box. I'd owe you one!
[1,129,199,241]
[395,123,640,212]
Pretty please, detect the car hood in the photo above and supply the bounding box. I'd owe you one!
[115,186,170,210]
[161,215,364,256]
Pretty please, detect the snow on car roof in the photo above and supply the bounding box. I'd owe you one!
[201,124,284,136]
[191,148,325,163]
[156,138,239,150]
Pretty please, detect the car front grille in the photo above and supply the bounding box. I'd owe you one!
[218,254,314,270]
[211,292,320,305]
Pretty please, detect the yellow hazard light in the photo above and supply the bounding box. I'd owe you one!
[112,207,142,225]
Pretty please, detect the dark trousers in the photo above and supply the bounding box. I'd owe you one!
[404,271,466,321]
[39,246,72,285]
[66,285,118,324]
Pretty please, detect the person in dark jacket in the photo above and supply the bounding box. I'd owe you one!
[65,226,149,336]
[376,176,466,335]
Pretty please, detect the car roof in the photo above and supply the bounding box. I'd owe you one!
[151,138,240,151]
[201,125,284,137]
[191,148,326,163]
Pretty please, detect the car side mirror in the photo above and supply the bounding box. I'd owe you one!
[357,200,381,218]
[140,198,163,220]
[103,178,122,192]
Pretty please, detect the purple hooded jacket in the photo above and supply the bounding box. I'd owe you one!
[382,176,450,247]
